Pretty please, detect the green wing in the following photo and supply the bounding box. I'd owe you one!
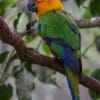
[38,10,81,52]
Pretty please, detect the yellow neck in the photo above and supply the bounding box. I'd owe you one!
[36,0,63,16]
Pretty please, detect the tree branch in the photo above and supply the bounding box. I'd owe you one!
[0,17,100,94]
[76,17,100,28]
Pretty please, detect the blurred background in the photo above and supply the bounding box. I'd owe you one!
[0,0,100,100]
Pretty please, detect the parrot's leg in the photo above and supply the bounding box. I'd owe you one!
[24,29,35,36]
[54,57,64,65]
[24,22,37,36]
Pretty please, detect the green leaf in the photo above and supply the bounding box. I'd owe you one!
[83,68,91,75]
[83,8,93,18]
[0,84,13,100]
[13,12,22,29]
[12,65,23,78]
[24,36,36,44]
[89,68,100,100]
[0,0,16,7]
[42,42,51,56]
[0,0,16,15]
[90,0,100,16]
[75,0,86,6]
[95,36,100,52]
[0,52,9,63]
[17,13,29,33]
[24,62,36,76]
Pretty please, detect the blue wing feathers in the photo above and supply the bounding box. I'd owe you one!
[45,37,81,77]
[46,37,75,50]
[63,47,80,77]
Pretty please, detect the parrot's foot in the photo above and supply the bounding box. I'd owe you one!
[27,47,39,54]
[27,47,34,51]
[24,29,36,36]
[24,22,37,36]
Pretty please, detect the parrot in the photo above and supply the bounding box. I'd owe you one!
[27,0,82,100]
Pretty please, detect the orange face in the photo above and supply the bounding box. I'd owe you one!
[34,0,63,16]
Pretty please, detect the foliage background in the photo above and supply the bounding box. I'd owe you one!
[0,0,100,100]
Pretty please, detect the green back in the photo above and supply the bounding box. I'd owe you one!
[38,9,81,51]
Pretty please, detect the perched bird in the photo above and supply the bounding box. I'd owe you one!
[27,0,82,100]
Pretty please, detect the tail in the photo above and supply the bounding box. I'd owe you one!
[65,66,80,100]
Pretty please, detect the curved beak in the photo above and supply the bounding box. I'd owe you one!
[27,0,37,12]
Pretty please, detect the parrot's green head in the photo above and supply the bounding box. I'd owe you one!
[27,0,63,16]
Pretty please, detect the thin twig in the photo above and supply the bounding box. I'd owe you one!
[81,40,95,57]
[76,17,100,28]
[0,49,15,84]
